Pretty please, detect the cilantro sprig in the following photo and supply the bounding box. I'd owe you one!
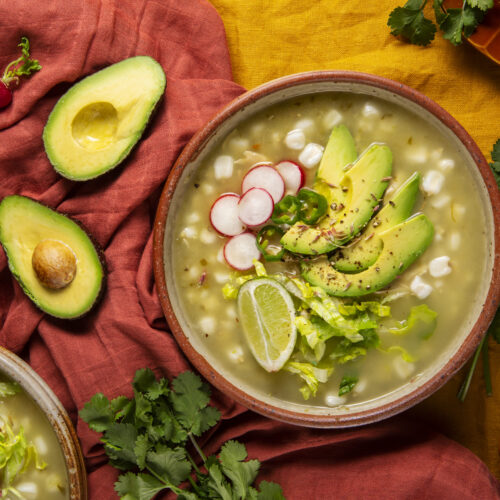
[80,369,285,500]
[388,0,494,47]
[489,139,500,188]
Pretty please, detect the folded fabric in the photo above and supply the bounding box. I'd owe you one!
[0,0,498,498]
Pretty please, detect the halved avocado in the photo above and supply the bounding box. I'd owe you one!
[301,213,434,297]
[281,144,392,255]
[0,196,105,319]
[332,172,421,272]
[43,56,166,181]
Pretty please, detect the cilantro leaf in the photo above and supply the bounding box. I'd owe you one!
[114,472,165,500]
[438,5,485,44]
[79,393,114,432]
[102,422,138,469]
[219,440,260,498]
[490,138,500,188]
[170,371,221,436]
[257,481,287,500]
[146,446,192,486]
[433,0,447,24]
[207,462,234,500]
[339,375,358,396]
[466,0,494,11]
[388,1,437,46]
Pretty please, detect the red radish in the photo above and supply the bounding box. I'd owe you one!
[210,193,246,236]
[1,37,41,110]
[223,232,261,270]
[238,188,274,227]
[241,165,285,204]
[275,161,305,195]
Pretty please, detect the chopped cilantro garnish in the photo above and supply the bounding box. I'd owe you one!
[80,369,285,499]
[338,375,358,396]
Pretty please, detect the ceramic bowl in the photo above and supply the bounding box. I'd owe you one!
[153,71,500,427]
[0,347,87,499]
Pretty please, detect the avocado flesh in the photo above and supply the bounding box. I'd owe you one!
[281,144,392,255]
[43,56,166,181]
[0,196,104,319]
[333,171,421,273]
[301,213,434,297]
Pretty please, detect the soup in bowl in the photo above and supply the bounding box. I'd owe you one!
[154,72,499,427]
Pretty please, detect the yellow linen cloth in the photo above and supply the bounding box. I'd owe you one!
[210,0,500,475]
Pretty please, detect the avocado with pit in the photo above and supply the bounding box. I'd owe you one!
[281,143,392,255]
[0,195,105,318]
[43,56,166,181]
[301,213,434,297]
[332,171,421,273]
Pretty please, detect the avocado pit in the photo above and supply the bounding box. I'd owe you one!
[32,239,77,289]
[71,102,118,151]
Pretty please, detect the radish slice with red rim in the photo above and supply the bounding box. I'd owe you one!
[210,193,246,236]
[275,161,305,195]
[224,232,261,270]
[241,165,285,203]
[238,188,274,227]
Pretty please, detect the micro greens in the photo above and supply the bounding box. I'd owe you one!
[80,369,285,500]
[388,0,494,47]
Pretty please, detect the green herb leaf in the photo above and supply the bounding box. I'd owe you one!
[433,0,447,24]
[388,1,437,46]
[102,422,138,469]
[257,480,287,500]
[439,5,485,44]
[146,446,192,486]
[339,375,358,396]
[79,393,114,432]
[489,139,500,188]
[114,472,165,500]
[489,308,500,344]
[207,462,234,500]
[1,37,41,87]
[466,0,494,11]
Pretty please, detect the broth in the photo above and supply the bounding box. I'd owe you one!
[0,378,68,499]
[171,92,488,409]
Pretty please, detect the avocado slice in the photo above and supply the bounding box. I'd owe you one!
[281,144,392,255]
[0,196,105,318]
[332,172,421,273]
[301,213,434,297]
[43,56,166,181]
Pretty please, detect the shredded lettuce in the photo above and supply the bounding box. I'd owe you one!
[283,361,332,400]
[0,383,19,399]
[389,304,437,339]
[378,345,416,363]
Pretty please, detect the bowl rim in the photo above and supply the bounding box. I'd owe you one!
[0,346,87,499]
[153,70,500,428]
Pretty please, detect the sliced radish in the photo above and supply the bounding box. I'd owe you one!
[224,232,261,270]
[210,193,246,236]
[275,161,305,195]
[241,165,285,203]
[238,188,274,227]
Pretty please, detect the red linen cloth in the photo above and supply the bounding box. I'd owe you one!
[0,0,498,498]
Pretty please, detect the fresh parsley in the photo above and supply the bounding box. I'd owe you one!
[388,0,494,47]
[80,369,286,500]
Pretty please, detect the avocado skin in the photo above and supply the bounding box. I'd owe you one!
[43,56,166,181]
[301,213,434,297]
[332,172,421,273]
[281,143,392,255]
[0,195,106,319]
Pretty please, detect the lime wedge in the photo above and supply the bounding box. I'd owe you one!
[237,278,297,372]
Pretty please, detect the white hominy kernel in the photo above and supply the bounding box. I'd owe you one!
[200,228,216,245]
[271,132,281,144]
[435,232,443,242]
[214,272,230,284]
[229,346,244,363]
[217,246,225,263]
[406,146,428,164]
[449,231,461,251]
[199,316,216,335]
[251,122,265,137]
[429,256,452,278]
[202,184,215,195]
[430,194,451,209]
[362,103,380,117]
[229,137,250,154]
[16,483,38,495]
[214,155,234,179]
[325,393,347,407]
[299,143,324,168]
[353,378,367,394]
[295,118,315,131]
[430,148,443,162]
[323,109,343,129]
[452,203,466,221]
[188,266,200,279]
[180,227,197,239]
[393,357,415,379]
[438,158,455,171]
[410,275,433,299]
[422,170,445,195]
[284,129,306,150]
[226,305,238,319]
[34,436,48,455]
[186,212,200,224]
